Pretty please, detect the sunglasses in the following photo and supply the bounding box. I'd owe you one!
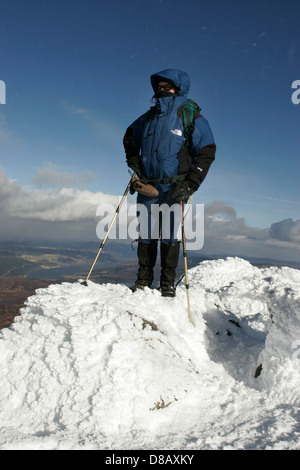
[157,83,175,92]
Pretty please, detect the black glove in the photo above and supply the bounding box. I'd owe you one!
[126,155,142,178]
[169,180,197,202]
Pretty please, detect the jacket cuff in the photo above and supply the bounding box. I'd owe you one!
[186,171,202,189]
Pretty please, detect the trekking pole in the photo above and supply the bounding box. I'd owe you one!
[180,200,192,323]
[82,172,136,286]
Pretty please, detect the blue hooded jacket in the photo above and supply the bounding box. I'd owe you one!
[124,69,216,190]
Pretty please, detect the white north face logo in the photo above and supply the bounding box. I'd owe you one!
[170,129,182,136]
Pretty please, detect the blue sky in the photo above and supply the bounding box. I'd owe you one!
[0,0,299,261]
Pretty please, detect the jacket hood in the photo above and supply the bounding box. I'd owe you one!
[150,69,190,97]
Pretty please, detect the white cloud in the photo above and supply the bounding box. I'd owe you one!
[201,200,300,262]
[33,163,96,189]
[61,102,90,117]
[0,167,118,223]
[0,168,299,262]
[270,218,300,243]
[204,200,269,240]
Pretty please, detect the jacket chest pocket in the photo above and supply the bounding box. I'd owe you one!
[141,118,185,158]
[158,133,185,158]
[142,122,164,155]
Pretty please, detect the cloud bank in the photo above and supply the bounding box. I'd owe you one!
[33,163,96,189]
[202,200,300,261]
[0,168,299,262]
[0,168,119,241]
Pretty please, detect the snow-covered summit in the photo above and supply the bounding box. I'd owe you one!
[0,257,300,450]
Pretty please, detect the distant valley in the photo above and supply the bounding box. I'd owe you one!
[0,240,299,330]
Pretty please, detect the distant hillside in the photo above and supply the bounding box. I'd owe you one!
[0,240,299,330]
[0,277,52,329]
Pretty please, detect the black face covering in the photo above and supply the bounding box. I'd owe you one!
[155,83,176,98]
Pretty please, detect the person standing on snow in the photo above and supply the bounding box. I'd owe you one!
[123,69,216,297]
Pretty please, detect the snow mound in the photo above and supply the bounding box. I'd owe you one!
[0,257,300,450]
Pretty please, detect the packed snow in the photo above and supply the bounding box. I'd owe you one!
[0,257,300,450]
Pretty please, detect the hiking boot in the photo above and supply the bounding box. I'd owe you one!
[130,279,151,292]
[160,241,180,297]
[130,241,157,292]
[160,282,176,297]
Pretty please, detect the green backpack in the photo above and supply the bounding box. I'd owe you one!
[179,99,202,141]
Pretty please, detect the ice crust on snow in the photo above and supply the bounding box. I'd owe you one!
[0,257,300,450]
